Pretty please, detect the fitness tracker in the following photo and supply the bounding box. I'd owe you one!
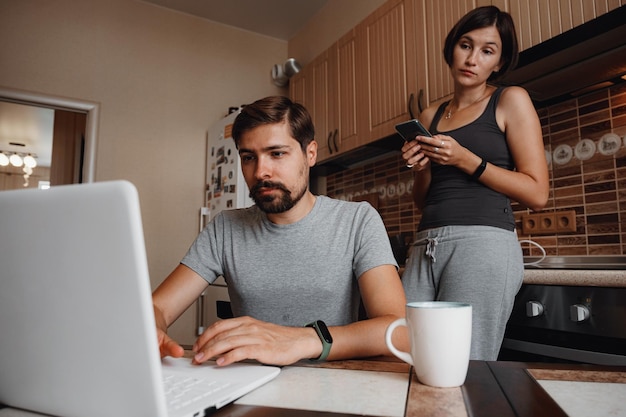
[305,320,333,361]
[471,158,487,181]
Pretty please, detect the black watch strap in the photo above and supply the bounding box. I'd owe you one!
[471,158,487,181]
[305,320,333,361]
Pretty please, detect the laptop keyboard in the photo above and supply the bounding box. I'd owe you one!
[163,373,233,411]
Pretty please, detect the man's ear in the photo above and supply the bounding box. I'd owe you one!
[307,140,318,167]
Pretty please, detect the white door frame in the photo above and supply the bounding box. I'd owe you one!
[0,86,99,183]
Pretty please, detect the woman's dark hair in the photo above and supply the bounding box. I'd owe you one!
[443,6,519,81]
[232,95,315,152]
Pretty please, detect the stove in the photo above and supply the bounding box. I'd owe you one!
[499,284,626,365]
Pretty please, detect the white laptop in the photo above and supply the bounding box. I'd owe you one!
[0,181,280,417]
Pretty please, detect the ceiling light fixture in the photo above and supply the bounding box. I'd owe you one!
[23,154,37,168]
[0,151,39,187]
[9,154,23,167]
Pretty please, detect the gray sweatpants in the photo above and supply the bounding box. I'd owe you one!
[401,225,524,361]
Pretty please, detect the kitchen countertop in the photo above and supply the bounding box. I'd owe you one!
[523,268,626,287]
[401,267,626,287]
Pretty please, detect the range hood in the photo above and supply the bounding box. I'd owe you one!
[313,6,626,176]
[311,133,404,176]
[498,5,626,106]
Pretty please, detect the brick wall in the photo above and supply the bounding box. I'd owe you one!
[324,82,626,256]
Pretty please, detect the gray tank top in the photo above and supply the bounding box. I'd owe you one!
[418,87,515,232]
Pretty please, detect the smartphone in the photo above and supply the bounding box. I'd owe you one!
[395,119,432,142]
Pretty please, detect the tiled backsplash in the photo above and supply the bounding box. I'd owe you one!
[324,82,626,257]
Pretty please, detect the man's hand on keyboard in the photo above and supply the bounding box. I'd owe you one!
[191,316,321,366]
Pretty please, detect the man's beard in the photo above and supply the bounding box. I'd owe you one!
[250,180,307,214]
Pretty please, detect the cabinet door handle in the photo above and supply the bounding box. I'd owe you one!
[327,131,333,154]
[332,129,339,152]
[408,93,415,119]
[417,89,424,114]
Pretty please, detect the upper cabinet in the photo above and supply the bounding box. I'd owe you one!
[409,0,479,107]
[309,49,334,161]
[288,49,331,160]
[495,0,624,51]
[290,30,359,161]
[291,0,418,161]
[355,0,418,144]
[333,30,359,156]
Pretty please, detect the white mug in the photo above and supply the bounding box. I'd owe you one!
[385,301,472,388]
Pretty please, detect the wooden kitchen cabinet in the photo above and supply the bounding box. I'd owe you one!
[331,29,359,156]
[290,30,359,162]
[292,0,418,162]
[289,66,307,109]
[498,0,624,51]
[409,0,482,108]
[289,51,331,160]
[355,0,419,144]
[309,49,334,161]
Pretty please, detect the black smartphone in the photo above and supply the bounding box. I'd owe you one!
[395,119,432,142]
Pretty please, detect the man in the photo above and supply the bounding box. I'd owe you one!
[153,96,407,366]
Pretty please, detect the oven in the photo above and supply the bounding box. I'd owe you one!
[499,283,626,365]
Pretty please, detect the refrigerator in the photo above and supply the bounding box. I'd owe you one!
[204,107,254,219]
[197,108,254,334]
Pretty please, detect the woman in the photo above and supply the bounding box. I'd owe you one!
[401,6,549,360]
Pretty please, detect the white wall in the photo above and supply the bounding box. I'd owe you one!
[0,0,287,343]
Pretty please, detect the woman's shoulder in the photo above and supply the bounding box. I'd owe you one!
[495,86,535,116]
[420,102,446,130]
[421,104,439,120]
[497,85,532,104]
[495,86,539,131]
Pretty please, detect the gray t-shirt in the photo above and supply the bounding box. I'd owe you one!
[181,195,397,327]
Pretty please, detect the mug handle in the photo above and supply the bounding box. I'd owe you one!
[385,318,414,365]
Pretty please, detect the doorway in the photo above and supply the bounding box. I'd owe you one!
[0,87,99,190]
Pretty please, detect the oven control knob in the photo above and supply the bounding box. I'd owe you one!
[570,304,590,322]
[526,301,544,317]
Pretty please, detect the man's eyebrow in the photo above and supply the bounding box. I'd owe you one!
[238,144,291,155]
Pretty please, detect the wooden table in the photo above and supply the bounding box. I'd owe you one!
[210,359,626,417]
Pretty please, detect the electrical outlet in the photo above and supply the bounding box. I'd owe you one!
[555,210,576,233]
[521,210,576,235]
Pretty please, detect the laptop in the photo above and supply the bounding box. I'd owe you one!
[0,181,280,417]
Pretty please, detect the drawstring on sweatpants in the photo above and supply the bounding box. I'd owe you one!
[425,237,438,262]
[413,236,439,263]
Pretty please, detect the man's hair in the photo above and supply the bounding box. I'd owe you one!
[443,6,519,82]
[232,96,315,151]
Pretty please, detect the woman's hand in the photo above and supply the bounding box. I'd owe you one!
[402,137,430,171]
[403,134,468,170]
